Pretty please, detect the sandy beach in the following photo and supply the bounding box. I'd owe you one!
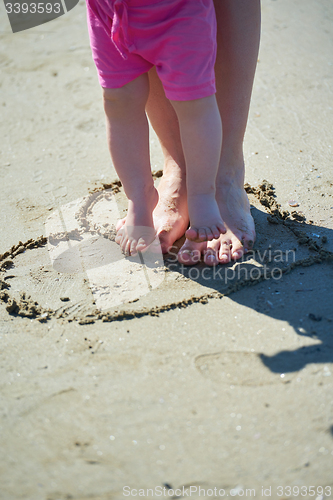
[0,0,333,498]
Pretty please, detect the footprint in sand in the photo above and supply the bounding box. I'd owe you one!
[195,351,295,386]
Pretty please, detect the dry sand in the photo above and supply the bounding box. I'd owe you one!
[0,0,333,498]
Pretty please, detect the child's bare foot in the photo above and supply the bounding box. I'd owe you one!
[115,186,158,255]
[178,169,256,265]
[185,193,226,242]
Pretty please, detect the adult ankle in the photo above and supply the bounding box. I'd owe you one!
[162,156,186,179]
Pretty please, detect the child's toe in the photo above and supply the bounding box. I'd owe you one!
[116,217,126,232]
[205,227,214,241]
[127,238,136,256]
[130,239,138,255]
[217,222,226,234]
[121,238,129,254]
[185,227,199,241]
[115,231,122,244]
[137,237,147,251]
[210,225,220,239]
[198,228,207,241]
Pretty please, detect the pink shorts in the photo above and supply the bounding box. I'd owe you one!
[86,0,217,101]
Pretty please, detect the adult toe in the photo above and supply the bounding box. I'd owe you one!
[230,238,245,261]
[243,235,255,252]
[178,240,205,265]
[157,229,173,253]
[218,239,232,263]
[204,239,220,266]
[203,249,219,266]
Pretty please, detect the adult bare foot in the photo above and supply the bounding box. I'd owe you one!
[178,168,256,266]
[205,175,255,265]
[152,160,189,253]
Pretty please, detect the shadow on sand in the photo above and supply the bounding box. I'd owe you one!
[167,201,333,375]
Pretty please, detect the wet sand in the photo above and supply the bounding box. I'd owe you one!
[1,0,333,498]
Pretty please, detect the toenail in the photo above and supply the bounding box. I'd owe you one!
[179,250,191,261]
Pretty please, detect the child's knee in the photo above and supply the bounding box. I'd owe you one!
[103,87,132,119]
[170,95,219,123]
[103,74,149,110]
[103,86,129,105]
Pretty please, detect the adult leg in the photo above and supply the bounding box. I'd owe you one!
[103,73,158,255]
[146,67,189,253]
[178,0,261,265]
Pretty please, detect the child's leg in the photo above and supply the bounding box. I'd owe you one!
[170,95,226,243]
[103,73,158,255]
